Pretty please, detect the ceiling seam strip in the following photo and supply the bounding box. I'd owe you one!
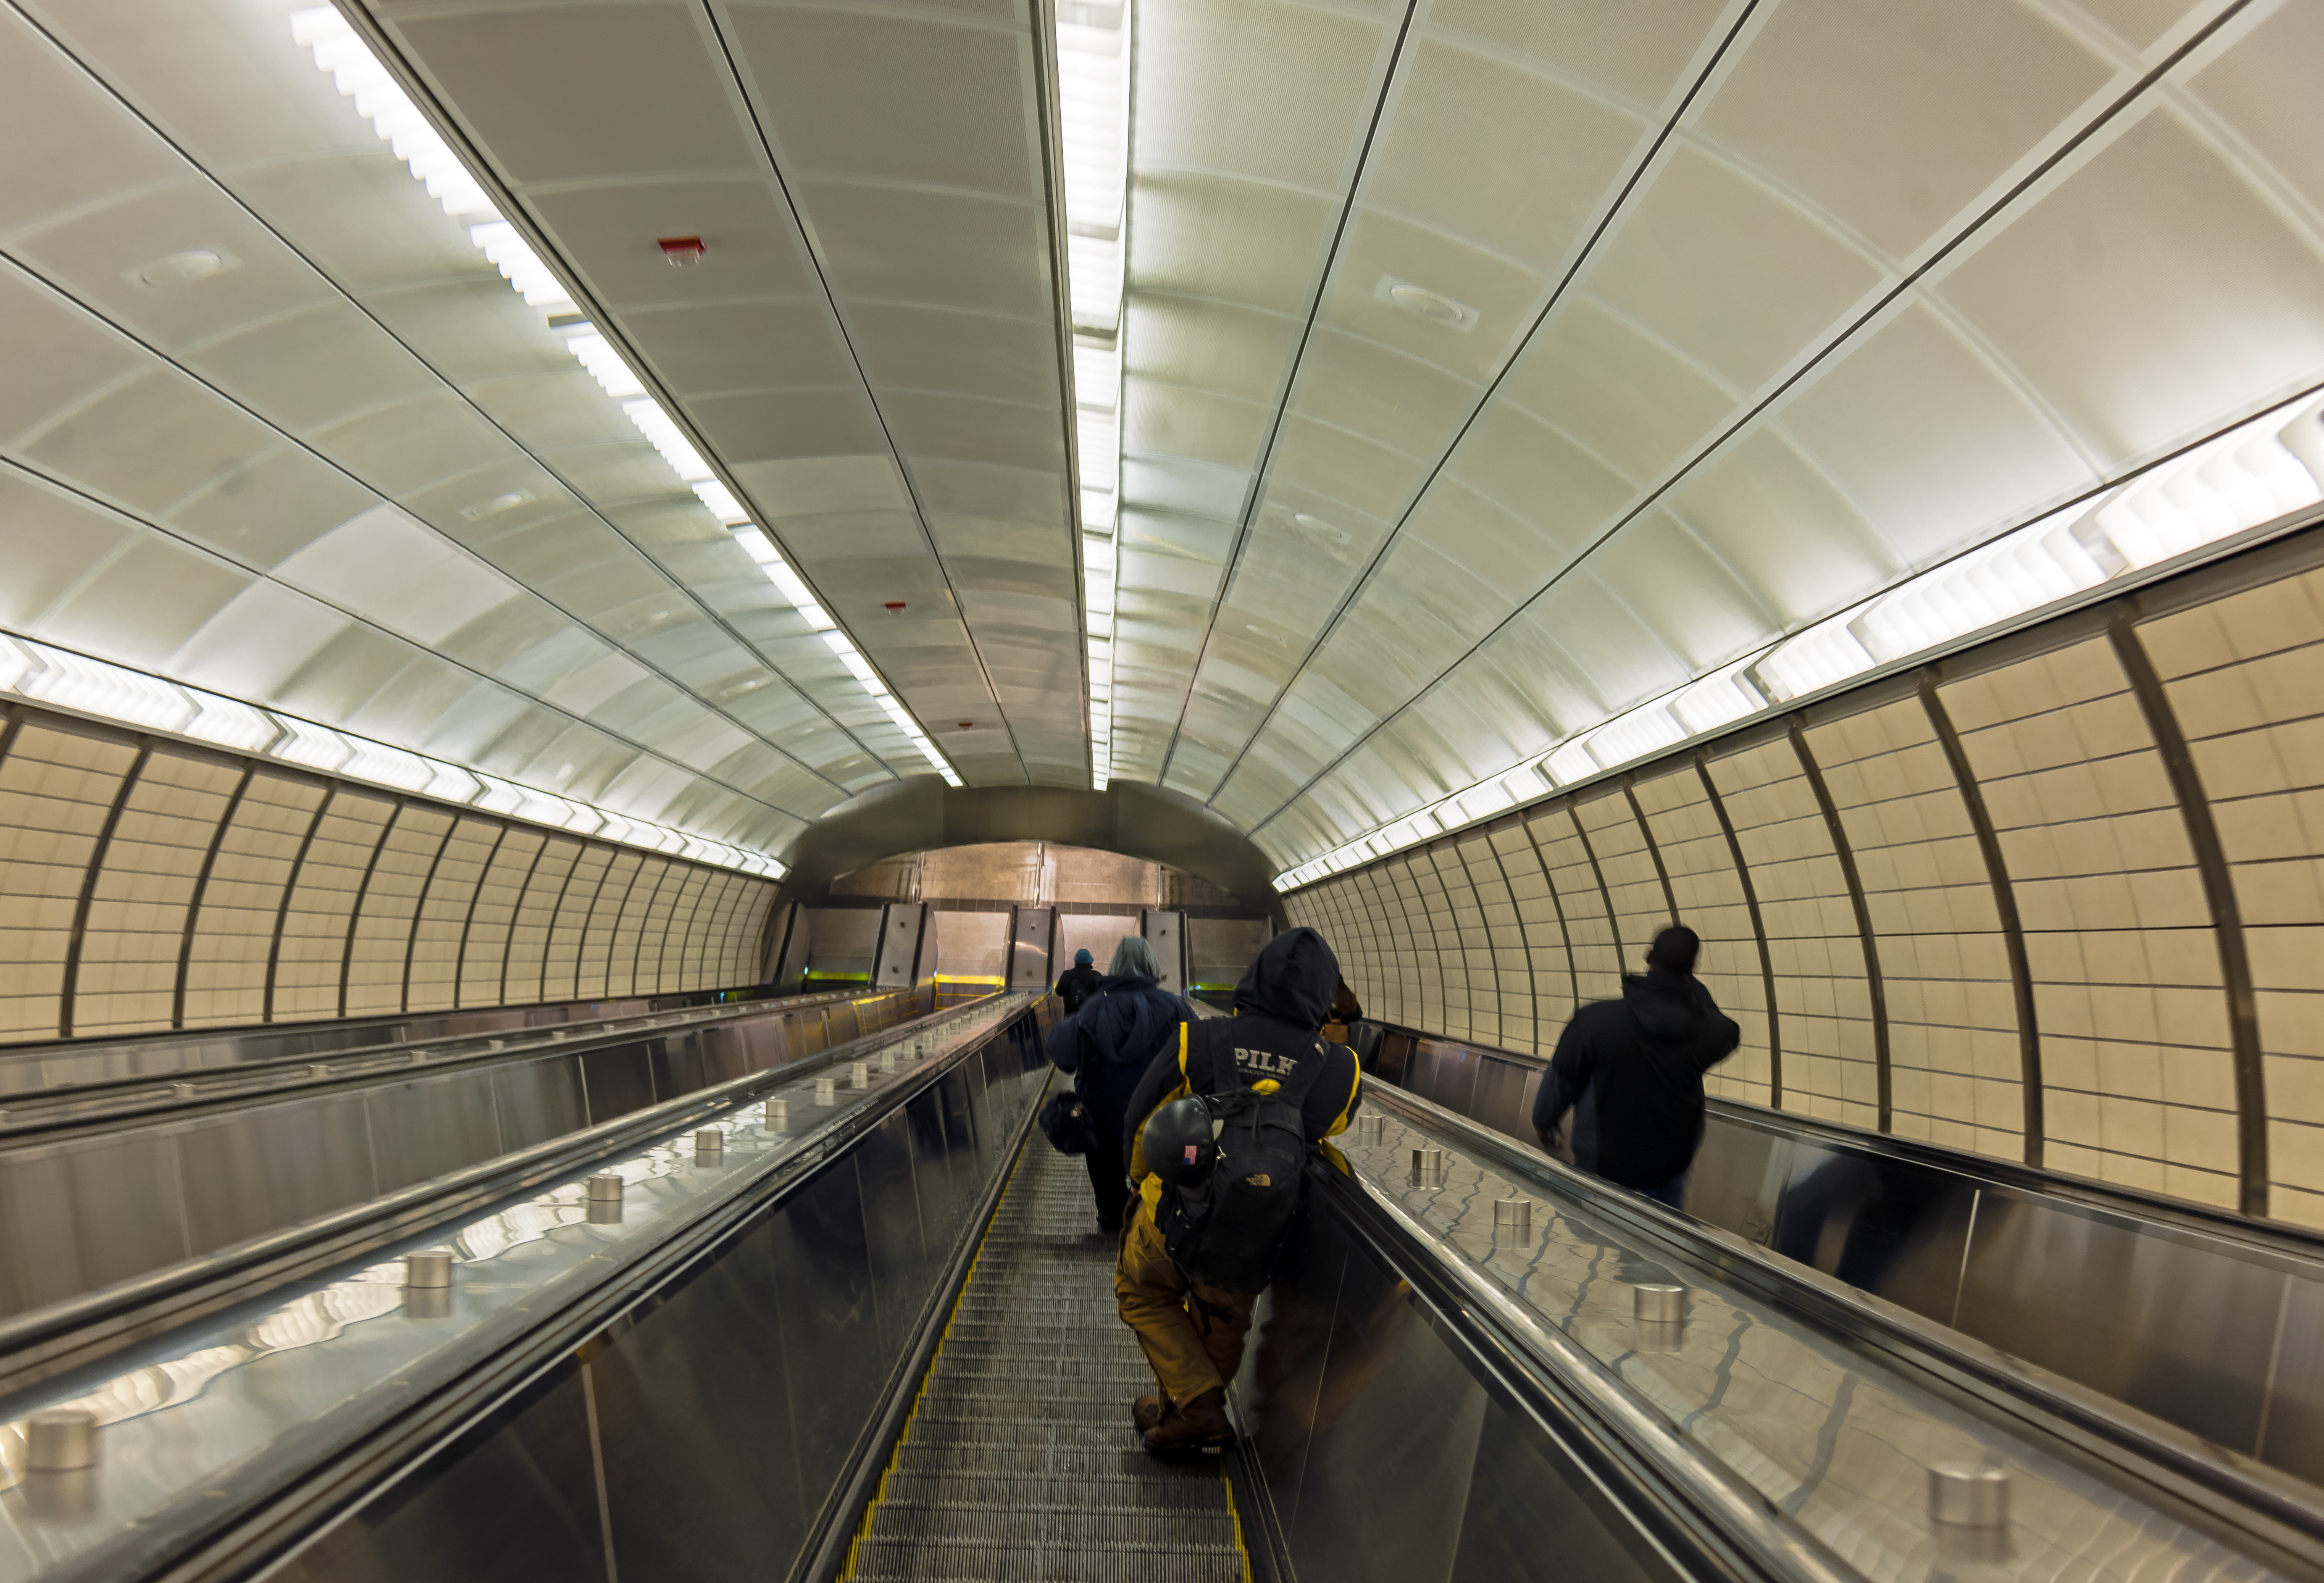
[691,0,1039,786]
[1027,0,1092,788]
[298,0,928,787]
[0,251,838,821]
[2,0,891,800]
[1146,0,1425,789]
[0,456,815,836]
[1240,0,2255,845]
[1192,0,1768,813]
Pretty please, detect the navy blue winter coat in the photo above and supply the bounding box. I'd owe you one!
[1045,973,1191,1153]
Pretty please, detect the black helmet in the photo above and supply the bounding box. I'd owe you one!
[1142,1096,1218,1186]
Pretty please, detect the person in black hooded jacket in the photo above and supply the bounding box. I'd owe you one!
[1532,926,1739,1210]
[1114,927,1360,1453]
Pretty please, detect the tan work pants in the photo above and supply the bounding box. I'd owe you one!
[1113,1210,1256,1406]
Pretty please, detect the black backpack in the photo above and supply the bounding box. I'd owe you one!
[1159,1023,1330,1293]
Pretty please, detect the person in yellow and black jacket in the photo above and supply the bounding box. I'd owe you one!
[1114,927,1360,1454]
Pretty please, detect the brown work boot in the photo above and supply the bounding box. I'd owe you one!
[1142,1387,1232,1454]
[1132,1395,1167,1433]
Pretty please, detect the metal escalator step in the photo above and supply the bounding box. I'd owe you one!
[846,1146,1245,1582]
[849,1536,1245,1583]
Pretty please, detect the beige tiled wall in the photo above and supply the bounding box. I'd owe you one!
[0,704,776,1042]
[74,749,240,1037]
[1806,702,2024,1159]
[1289,563,2324,1228]
[544,846,614,1001]
[2144,570,2324,1225]
[1942,641,2239,1208]
[1707,739,1879,1129]
[1526,807,1623,1002]
[1632,765,1775,1107]
[182,773,328,1029]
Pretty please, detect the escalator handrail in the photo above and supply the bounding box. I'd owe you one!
[0,990,1009,1402]
[1359,1017,2324,1270]
[1365,1081,2324,1572]
[23,996,1054,1583]
[0,984,923,1140]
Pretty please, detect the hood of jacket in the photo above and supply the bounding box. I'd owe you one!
[1233,928,1340,1030]
[1622,968,1723,1047]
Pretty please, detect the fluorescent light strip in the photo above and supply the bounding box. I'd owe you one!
[1053,0,1131,789]
[1273,392,2324,891]
[0,635,783,878]
[290,8,961,793]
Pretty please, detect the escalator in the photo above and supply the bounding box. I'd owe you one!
[0,994,2316,1583]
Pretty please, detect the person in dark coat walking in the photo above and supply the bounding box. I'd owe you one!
[1046,936,1189,1231]
[1532,926,1739,1211]
[1054,947,1104,1015]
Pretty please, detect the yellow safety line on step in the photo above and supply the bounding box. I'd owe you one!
[837,1130,1038,1580]
[1219,1455,1257,1583]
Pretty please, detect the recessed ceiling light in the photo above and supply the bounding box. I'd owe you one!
[460,488,535,520]
[135,249,228,288]
[1291,512,1349,543]
[1375,273,1477,331]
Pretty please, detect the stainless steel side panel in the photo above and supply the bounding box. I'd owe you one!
[174,1093,378,1256]
[855,1110,928,1359]
[271,1362,612,1583]
[1954,1191,2288,1455]
[768,1154,887,1527]
[578,1043,657,1123]
[365,1071,506,1195]
[1767,1144,1983,1328]
[2266,1274,2324,1484]
[491,1057,587,1152]
[1238,1199,1678,1583]
[0,1132,189,1315]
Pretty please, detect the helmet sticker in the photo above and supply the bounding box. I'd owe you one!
[1184,1144,1200,1164]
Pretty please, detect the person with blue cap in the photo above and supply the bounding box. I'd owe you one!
[1054,947,1103,1015]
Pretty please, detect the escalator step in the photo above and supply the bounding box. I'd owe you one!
[845,1144,1249,1582]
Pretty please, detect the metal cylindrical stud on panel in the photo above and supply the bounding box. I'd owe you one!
[849,1060,870,1089]
[26,1409,98,1472]
[1929,1465,2009,1528]
[879,1049,898,1073]
[767,1097,789,1130]
[1357,1113,1385,1146]
[1633,1283,1685,1325]
[586,1172,625,1223]
[815,1076,837,1105]
[694,1128,724,1164]
[1411,1146,1445,1183]
[404,1249,454,1289]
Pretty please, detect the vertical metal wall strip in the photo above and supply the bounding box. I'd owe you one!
[174,764,253,1031]
[497,832,554,1008]
[1788,723,1892,1131]
[2108,613,2270,1216]
[59,740,152,1040]
[534,836,592,1006]
[450,822,513,1010]
[262,784,338,1025]
[1480,826,1546,1053]
[1516,807,1583,1015]
[1392,855,1438,1030]
[338,798,405,1019]
[1622,778,1681,924]
[1919,675,2045,1166]
[659,862,710,997]
[1568,802,1627,967]
[1449,836,1501,1041]
[1696,752,1784,1109]
[400,815,464,1016]
[628,859,676,998]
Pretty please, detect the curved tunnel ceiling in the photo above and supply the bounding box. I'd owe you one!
[3,0,2321,888]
